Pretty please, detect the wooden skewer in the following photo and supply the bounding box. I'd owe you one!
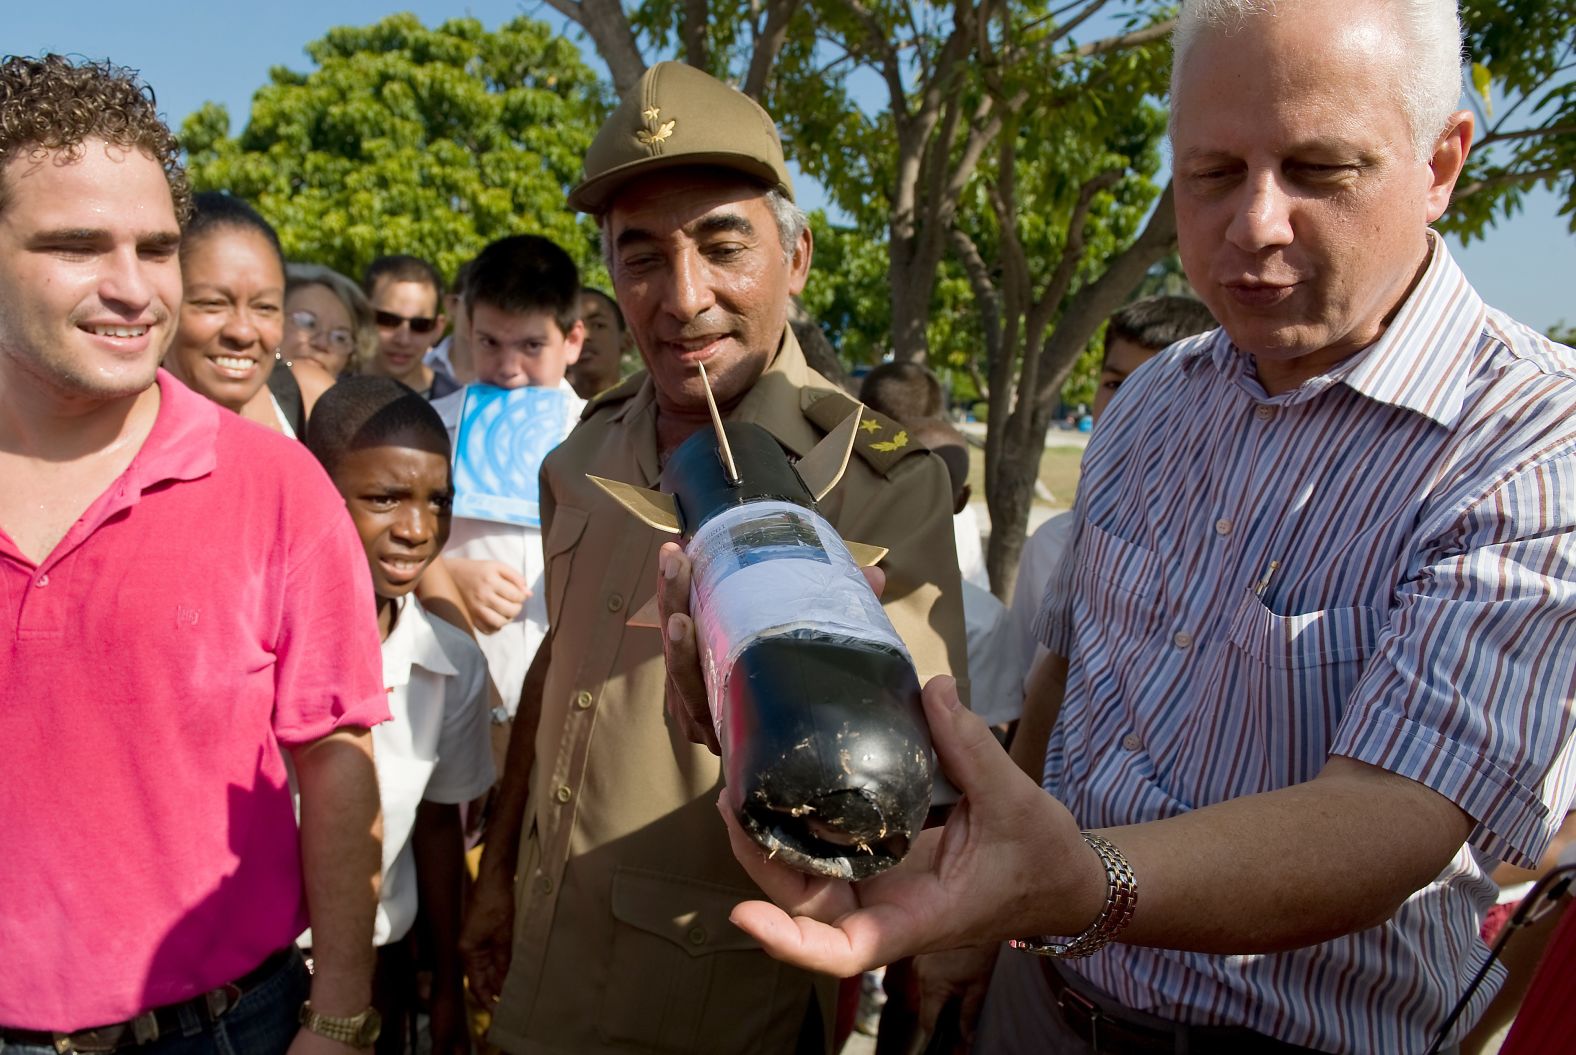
[697,361,741,484]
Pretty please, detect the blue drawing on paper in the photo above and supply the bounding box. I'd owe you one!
[452,385,572,528]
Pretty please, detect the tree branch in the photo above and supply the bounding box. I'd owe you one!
[743,0,804,99]
[682,0,710,70]
[545,0,646,95]
[1454,165,1569,200]
[1046,19,1175,68]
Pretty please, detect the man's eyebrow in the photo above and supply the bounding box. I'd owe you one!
[691,214,755,239]
[27,227,183,250]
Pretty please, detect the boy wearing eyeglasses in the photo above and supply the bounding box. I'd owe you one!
[364,254,460,400]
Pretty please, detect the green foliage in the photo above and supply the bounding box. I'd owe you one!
[1446,2,1576,241]
[1549,320,1576,346]
[182,14,611,282]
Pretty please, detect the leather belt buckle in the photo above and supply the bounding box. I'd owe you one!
[205,982,244,1019]
[1056,985,1104,1050]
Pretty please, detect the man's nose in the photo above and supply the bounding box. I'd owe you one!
[98,247,156,315]
[663,250,717,321]
[1226,171,1295,253]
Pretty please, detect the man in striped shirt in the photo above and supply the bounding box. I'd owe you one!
[708,1,1576,1052]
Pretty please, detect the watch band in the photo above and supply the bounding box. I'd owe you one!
[1008,831,1137,958]
[298,1001,382,1047]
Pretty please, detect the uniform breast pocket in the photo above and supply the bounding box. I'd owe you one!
[1225,590,1379,784]
[599,867,810,1053]
[542,506,589,631]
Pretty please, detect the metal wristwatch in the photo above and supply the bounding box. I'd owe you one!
[1009,831,1138,958]
[298,1002,382,1048]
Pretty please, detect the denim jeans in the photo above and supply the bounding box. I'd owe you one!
[0,950,309,1055]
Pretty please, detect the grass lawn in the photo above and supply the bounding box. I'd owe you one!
[966,442,1086,510]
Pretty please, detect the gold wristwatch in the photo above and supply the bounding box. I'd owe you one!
[298,1001,382,1047]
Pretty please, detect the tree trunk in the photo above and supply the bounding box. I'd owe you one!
[982,183,1179,596]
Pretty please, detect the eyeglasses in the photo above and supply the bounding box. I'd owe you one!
[287,310,355,352]
[374,309,440,334]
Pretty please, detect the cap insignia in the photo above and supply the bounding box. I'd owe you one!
[635,106,676,151]
[859,418,881,434]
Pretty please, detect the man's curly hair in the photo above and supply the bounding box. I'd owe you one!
[0,54,191,222]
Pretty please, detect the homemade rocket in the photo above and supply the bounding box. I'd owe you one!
[589,365,934,880]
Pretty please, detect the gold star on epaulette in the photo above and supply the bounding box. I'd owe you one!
[870,430,908,452]
[860,418,881,433]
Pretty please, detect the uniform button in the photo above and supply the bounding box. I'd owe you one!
[687,925,707,946]
[1214,518,1233,537]
[573,690,594,710]
[1121,734,1143,751]
[537,874,553,895]
[1254,405,1275,421]
[606,593,624,612]
[554,785,573,804]
[35,574,49,588]
[1173,630,1194,650]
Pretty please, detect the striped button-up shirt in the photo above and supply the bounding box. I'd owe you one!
[1036,236,1576,1053]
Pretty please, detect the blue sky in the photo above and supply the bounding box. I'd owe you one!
[10,1,1572,332]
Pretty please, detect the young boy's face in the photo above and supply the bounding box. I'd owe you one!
[334,431,454,602]
[1093,336,1162,422]
[470,301,584,390]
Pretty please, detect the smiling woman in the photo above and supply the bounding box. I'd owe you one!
[164,191,306,434]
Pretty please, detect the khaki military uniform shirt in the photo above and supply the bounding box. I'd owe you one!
[489,329,968,1054]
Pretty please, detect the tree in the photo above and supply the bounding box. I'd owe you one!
[182,14,610,282]
[1446,1,1576,240]
[947,4,1176,591]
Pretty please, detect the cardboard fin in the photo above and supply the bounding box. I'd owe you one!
[797,406,862,502]
[587,475,681,533]
[626,594,662,629]
[845,541,889,567]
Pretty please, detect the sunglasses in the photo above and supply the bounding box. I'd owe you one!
[374,309,441,334]
[287,310,356,352]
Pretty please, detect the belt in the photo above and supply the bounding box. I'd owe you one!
[0,947,297,1054]
[1039,958,1327,1054]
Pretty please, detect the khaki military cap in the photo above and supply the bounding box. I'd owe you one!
[569,62,795,214]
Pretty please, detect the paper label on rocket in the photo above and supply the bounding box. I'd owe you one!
[689,500,908,738]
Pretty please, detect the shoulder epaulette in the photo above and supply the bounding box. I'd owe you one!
[802,388,923,478]
[580,371,647,421]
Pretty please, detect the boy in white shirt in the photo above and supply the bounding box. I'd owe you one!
[306,377,496,1054]
[430,236,587,725]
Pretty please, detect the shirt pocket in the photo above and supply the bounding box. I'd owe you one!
[1224,589,1379,785]
[598,867,813,1053]
[1071,521,1167,650]
[542,506,589,632]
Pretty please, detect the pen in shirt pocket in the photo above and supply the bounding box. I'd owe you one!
[1253,559,1281,598]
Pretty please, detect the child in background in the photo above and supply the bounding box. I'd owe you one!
[305,377,496,1055]
[430,235,587,731]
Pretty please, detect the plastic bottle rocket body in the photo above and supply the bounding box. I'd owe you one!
[662,422,934,881]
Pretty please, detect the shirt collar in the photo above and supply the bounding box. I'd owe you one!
[1337,232,1485,426]
[1192,232,1485,426]
[128,370,220,491]
[381,594,460,689]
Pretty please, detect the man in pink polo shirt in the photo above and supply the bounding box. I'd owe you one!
[0,56,388,1054]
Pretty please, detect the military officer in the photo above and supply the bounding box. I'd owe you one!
[460,62,969,1053]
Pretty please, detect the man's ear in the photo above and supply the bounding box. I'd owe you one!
[1426,109,1474,223]
[563,319,586,366]
[787,223,813,296]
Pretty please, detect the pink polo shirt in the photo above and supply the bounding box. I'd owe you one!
[0,371,388,1030]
